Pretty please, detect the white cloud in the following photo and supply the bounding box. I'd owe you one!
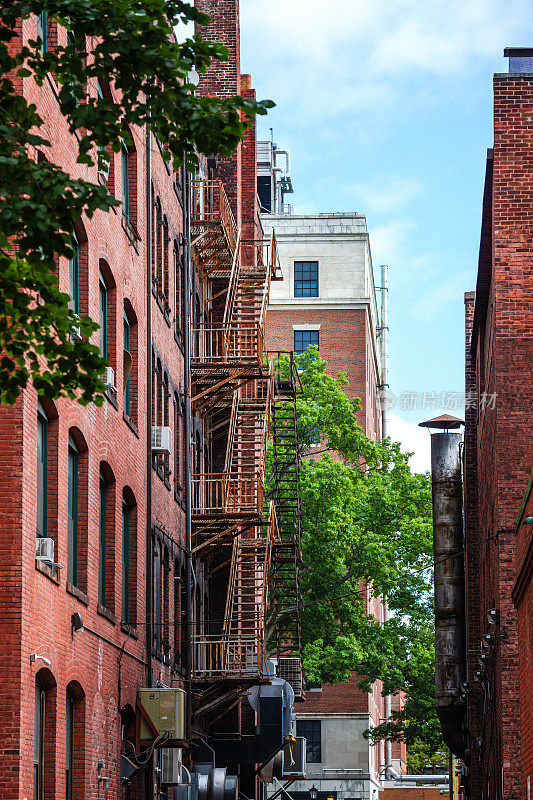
[241,0,531,122]
[411,270,472,321]
[350,175,422,214]
[388,412,431,473]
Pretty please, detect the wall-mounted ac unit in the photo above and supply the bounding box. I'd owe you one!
[70,326,82,342]
[98,158,110,184]
[102,366,116,391]
[36,537,54,565]
[277,657,304,700]
[152,426,172,454]
[137,688,185,742]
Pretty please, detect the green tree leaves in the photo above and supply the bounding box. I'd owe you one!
[270,350,442,758]
[0,1,272,403]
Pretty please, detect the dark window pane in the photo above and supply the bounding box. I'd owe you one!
[294,330,319,356]
[36,406,48,537]
[294,261,318,297]
[98,475,107,606]
[123,314,131,415]
[122,143,129,217]
[99,275,108,359]
[122,501,130,622]
[296,719,321,763]
[67,439,79,585]
[69,235,80,314]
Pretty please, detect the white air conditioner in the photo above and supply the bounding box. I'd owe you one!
[278,657,304,699]
[152,426,173,454]
[70,326,82,342]
[102,366,116,391]
[36,537,54,565]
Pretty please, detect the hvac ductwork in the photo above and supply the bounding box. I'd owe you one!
[429,430,467,758]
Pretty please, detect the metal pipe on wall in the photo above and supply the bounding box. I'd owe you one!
[145,121,153,688]
[430,432,467,758]
[183,163,194,737]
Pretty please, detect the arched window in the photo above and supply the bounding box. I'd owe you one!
[99,260,116,381]
[36,403,48,539]
[122,488,137,625]
[34,670,56,799]
[68,234,80,315]
[121,129,137,227]
[67,436,79,585]
[162,215,169,309]
[153,537,162,652]
[67,429,88,591]
[65,682,85,800]
[123,301,138,423]
[98,463,116,611]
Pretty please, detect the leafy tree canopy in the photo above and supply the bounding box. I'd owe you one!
[269,349,442,758]
[0,1,272,404]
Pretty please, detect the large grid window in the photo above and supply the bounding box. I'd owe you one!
[296,719,321,763]
[294,330,319,356]
[294,261,318,297]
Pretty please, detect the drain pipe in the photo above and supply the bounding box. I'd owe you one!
[419,416,467,758]
[183,163,194,736]
[145,121,153,687]
[380,263,393,779]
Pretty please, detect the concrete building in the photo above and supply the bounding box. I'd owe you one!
[461,48,533,800]
[262,211,382,441]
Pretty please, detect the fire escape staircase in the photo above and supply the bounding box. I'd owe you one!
[268,354,304,676]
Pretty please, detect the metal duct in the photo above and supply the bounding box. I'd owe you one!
[430,432,467,757]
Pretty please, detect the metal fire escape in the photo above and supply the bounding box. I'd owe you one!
[189,179,285,717]
[268,354,304,696]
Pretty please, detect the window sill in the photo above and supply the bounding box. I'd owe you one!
[174,329,184,353]
[66,582,90,606]
[121,213,140,251]
[97,604,117,624]
[104,387,119,410]
[152,458,171,490]
[121,622,139,639]
[123,412,140,438]
[35,558,60,585]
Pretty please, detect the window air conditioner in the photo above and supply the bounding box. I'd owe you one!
[70,314,82,342]
[102,366,116,391]
[36,537,54,565]
[152,426,172,454]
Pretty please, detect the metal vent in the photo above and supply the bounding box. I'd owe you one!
[277,658,304,700]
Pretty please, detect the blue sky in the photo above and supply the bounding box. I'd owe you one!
[237,0,533,470]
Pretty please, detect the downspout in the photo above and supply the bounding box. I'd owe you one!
[183,163,194,737]
[380,263,392,778]
[145,121,153,686]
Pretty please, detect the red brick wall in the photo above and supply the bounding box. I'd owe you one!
[196,0,242,226]
[380,789,442,800]
[465,71,533,800]
[265,307,380,440]
[513,478,533,796]
[0,16,189,799]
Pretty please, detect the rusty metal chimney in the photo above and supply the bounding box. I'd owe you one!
[419,415,467,758]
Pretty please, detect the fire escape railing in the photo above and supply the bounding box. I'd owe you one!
[188,178,294,694]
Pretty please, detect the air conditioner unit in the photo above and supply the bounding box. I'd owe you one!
[98,160,110,184]
[36,537,54,565]
[152,426,172,454]
[277,657,304,700]
[70,326,82,342]
[102,366,116,391]
[137,688,186,742]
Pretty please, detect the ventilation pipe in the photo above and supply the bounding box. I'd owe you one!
[419,417,467,758]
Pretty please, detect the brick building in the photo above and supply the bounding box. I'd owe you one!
[1,5,303,800]
[260,156,392,798]
[262,210,383,440]
[462,48,533,800]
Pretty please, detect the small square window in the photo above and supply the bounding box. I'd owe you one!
[294,261,318,297]
[294,329,319,356]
